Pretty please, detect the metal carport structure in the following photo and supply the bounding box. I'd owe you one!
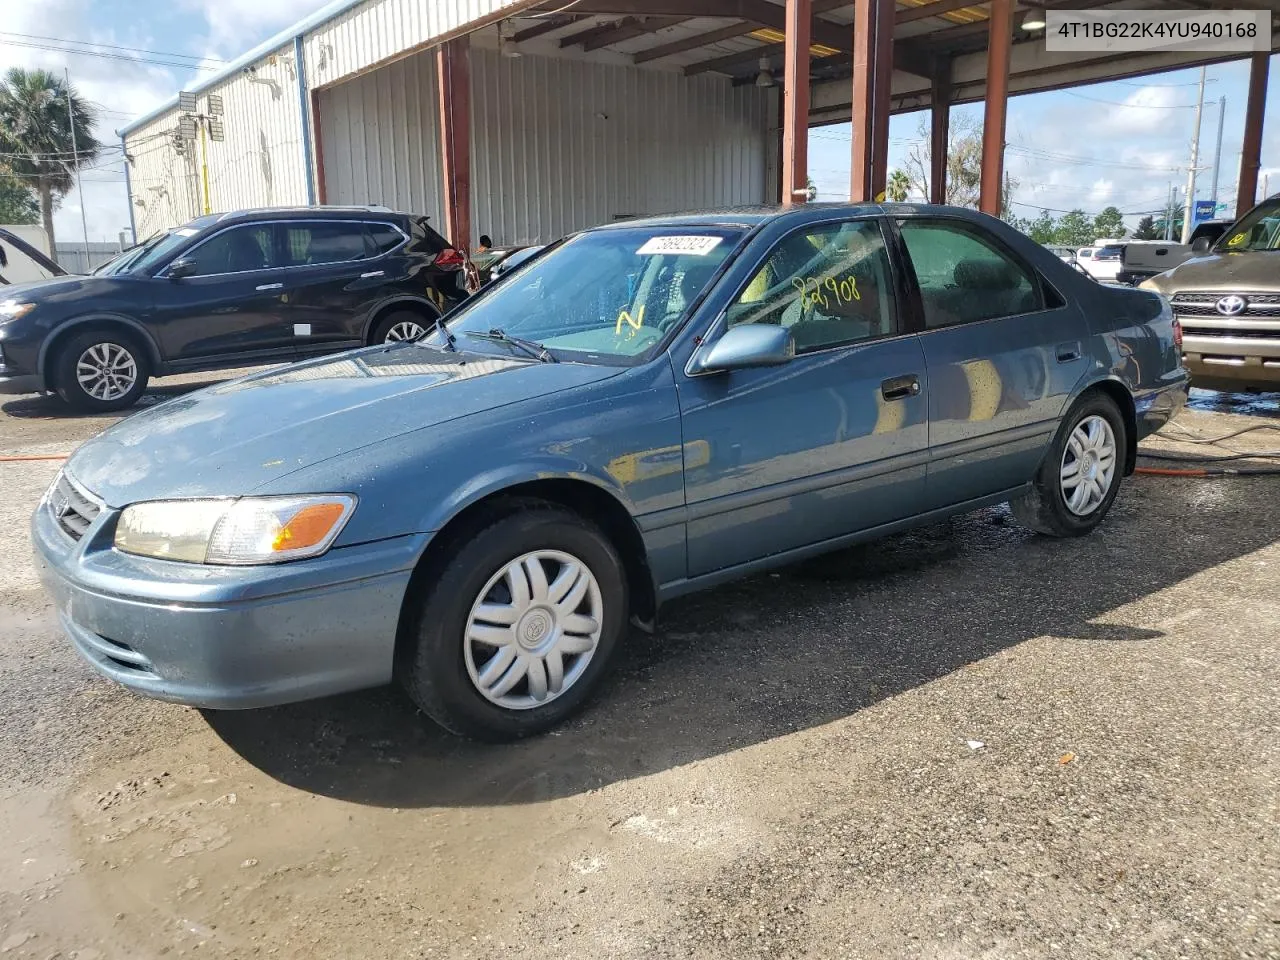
[119,0,1278,251]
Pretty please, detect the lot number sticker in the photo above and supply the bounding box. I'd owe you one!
[636,236,724,257]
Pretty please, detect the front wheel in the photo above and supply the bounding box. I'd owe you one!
[1010,392,1127,537]
[53,329,151,412]
[399,502,629,741]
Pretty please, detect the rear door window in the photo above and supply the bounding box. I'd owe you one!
[366,223,407,256]
[283,222,368,266]
[899,218,1044,328]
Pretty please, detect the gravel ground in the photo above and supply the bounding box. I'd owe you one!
[0,378,1276,960]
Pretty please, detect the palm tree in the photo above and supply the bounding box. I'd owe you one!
[886,169,911,202]
[0,68,101,258]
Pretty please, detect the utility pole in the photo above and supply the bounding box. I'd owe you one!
[1182,67,1207,243]
[1164,183,1175,241]
[65,68,91,251]
[1210,95,1226,207]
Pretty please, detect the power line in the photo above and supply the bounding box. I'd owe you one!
[0,31,223,65]
[0,39,219,72]
[1062,90,1197,109]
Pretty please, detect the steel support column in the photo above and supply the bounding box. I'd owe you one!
[782,0,811,204]
[1237,51,1270,214]
[851,0,894,202]
[929,72,950,204]
[437,37,472,249]
[978,0,1012,216]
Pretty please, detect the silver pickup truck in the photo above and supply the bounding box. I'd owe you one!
[1141,199,1280,392]
[1117,221,1232,286]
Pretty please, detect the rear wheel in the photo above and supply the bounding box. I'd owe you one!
[1010,392,1127,537]
[53,329,151,412]
[371,309,433,344]
[399,502,628,741]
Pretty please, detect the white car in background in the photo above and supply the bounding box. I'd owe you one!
[1076,243,1123,283]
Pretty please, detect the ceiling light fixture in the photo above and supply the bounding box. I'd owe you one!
[755,56,775,88]
[1021,8,1047,30]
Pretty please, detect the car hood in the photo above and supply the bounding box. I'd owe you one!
[1145,251,1279,293]
[2,274,97,298]
[67,345,622,507]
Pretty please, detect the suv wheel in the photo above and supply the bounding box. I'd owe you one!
[1010,391,1127,537]
[53,329,151,412]
[399,502,629,741]
[372,310,433,344]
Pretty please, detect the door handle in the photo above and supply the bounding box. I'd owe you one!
[360,270,385,279]
[256,282,283,291]
[881,374,921,402]
[1056,341,1081,363]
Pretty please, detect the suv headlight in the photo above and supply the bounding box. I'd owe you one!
[115,495,356,565]
[0,300,36,322]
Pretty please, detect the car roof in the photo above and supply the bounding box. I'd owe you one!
[204,206,413,225]
[585,202,995,233]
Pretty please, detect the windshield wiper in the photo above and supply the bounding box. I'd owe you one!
[465,328,557,363]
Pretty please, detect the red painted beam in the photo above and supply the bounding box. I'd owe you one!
[978,0,1011,216]
[782,0,812,205]
[1237,51,1270,213]
[437,37,472,249]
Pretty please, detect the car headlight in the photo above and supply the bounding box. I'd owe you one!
[114,495,356,565]
[0,300,36,322]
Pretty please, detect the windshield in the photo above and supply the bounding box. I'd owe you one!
[1219,199,1280,252]
[441,226,743,363]
[121,226,201,274]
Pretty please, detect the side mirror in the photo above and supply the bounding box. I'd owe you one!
[166,257,196,280]
[1191,237,1211,253]
[691,323,795,374]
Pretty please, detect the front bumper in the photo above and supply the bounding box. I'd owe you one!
[32,490,426,709]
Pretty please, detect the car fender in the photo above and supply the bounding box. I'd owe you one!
[359,295,442,342]
[37,313,164,382]
[416,457,639,539]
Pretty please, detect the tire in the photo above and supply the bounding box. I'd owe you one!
[371,309,434,344]
[399,501,629,741]
[52,329,151,412]
[1010,391,1127,537]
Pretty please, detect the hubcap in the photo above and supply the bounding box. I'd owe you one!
[384,320,427,342]
[76,342,138,401]
[463,550,604,710]
[1060,414,1117,516]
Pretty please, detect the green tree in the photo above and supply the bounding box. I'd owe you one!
[1054,209,1096,247]
[1021,208,1058,244]
[0,165,39,224]
[0,68,101,257]
[1133,215,1158,240]
[1153,210,1184,240]
[1092,206,1125,240]
[886,168,910,202]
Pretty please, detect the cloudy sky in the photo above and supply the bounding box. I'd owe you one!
[811,55,1280,228]
[2,2,1279,245]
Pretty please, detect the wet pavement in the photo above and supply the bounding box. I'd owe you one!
[0,376,1277,959]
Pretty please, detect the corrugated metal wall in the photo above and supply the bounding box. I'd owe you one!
[304,0,533,90]
[316,53,446,228]
[318,45,772,246]
[125,42,313,238]
[470,46,771,245]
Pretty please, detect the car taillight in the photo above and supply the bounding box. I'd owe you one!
[1173,318,1183,350]
[433,248,464,268]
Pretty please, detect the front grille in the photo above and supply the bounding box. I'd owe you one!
[1182,328,1278,339]
[48,471,103,541]
[1172,292,1280,318]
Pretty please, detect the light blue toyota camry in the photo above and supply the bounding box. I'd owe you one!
[33,204,1188,740]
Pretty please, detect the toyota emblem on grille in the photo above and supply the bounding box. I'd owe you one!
[1216,295,1247,316]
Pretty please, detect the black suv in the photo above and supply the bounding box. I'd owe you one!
[0,206,465,411]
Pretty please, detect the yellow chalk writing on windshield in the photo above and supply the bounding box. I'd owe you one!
[1228,232,1247,247]
[615,304,645,336]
